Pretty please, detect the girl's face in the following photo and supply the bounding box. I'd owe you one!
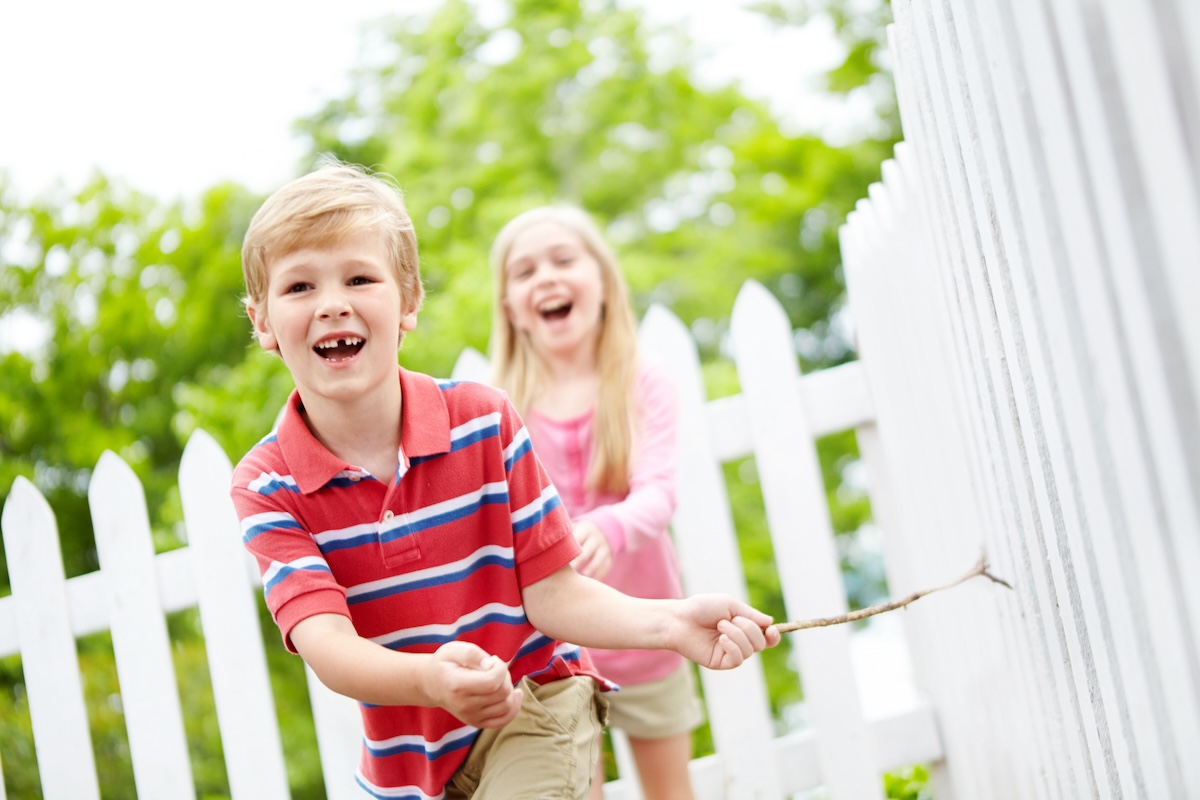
[503,220,606,363]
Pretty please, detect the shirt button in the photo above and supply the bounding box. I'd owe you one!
[382,510,395,521]
[348,474,361,482]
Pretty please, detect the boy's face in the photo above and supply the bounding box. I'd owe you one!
[248,230,417,408]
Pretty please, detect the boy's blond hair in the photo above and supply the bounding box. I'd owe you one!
[489,206,638,495]
[242,162,424,314]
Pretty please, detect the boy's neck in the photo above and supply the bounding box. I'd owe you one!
[299,379,404,480]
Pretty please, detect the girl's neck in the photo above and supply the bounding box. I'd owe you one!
[532,348,601,420]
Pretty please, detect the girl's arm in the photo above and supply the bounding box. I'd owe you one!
[522,565,781,669]
[580,362,679,556]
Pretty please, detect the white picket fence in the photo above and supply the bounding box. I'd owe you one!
[0,283,942,800]
[838,0,1200,798]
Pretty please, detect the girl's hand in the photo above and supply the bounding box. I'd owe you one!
[670,594,781,669]
[570,520,613,580]
[425,641,522,729]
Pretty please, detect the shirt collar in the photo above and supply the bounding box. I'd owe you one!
[276,367,452,494]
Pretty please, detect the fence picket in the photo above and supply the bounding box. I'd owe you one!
[179,431,291,799]
[1,477,100,799]
[451,346,491,383]
[730,281,882,800]
[88,451,196,799]
[306,663,365,800]
[639,304,781,798]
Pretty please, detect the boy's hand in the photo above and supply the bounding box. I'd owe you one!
[425,641,522,729]
[570,521,613,580]
[671,594,782,669]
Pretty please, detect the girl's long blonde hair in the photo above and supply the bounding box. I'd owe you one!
[489,206,639,495]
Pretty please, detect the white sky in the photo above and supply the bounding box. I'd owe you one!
[0,0,848,202]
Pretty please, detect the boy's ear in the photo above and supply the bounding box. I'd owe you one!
[246,301,278,352]
[400,309,418,333]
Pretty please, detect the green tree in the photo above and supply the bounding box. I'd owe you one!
[0,175,262,579]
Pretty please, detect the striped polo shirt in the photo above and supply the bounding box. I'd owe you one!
[231,367,607,800]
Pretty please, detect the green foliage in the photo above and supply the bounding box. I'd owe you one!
[750,0,898,127]
[0,175,262,584]
[885,764,933,800]
[0,655,38,798]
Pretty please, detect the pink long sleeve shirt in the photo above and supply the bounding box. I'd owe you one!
[523,361,686,687]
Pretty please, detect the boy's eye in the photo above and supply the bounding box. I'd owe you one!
[286,282,311,294]
[349,275,376,286]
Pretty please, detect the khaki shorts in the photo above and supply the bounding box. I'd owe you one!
[446,676,608,800]
[604,663,705,740]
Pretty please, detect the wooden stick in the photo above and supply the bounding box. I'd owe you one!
[774,553,1012,634]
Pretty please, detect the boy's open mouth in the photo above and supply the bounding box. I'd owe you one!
[314,337,365,361]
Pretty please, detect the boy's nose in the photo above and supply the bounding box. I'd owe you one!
[316,290,352,318]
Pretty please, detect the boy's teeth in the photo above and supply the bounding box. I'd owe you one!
[316,337,363,349]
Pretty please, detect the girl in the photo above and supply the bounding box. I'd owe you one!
[490,206,703,800]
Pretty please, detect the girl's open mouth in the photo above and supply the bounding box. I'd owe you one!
[540,301,572,321]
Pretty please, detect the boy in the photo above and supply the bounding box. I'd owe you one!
[230,163,780,800]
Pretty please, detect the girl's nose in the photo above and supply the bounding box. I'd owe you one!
[532,261,555,285]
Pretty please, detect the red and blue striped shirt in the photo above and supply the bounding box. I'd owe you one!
[231,367,607,799]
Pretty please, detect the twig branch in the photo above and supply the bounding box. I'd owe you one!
[774,552,1011,634]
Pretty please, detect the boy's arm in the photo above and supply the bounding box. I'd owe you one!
[231,474,520,728]
[522,565,781,669]
[290,613,523,729]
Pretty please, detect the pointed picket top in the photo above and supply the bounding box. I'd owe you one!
[181,428,233,487]
[2,477,53,558]
[177,431,233,546]
[89,449,148,523]
[1,476,101,798]
[730,280,791,365]
[638,303,697,385]
[452,346,491,383]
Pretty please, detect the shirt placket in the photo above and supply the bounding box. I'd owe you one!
[379,449,420,567]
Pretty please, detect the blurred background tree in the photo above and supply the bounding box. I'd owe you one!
[0,0,899,795]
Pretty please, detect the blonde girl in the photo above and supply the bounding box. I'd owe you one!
[490,206,703,800]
